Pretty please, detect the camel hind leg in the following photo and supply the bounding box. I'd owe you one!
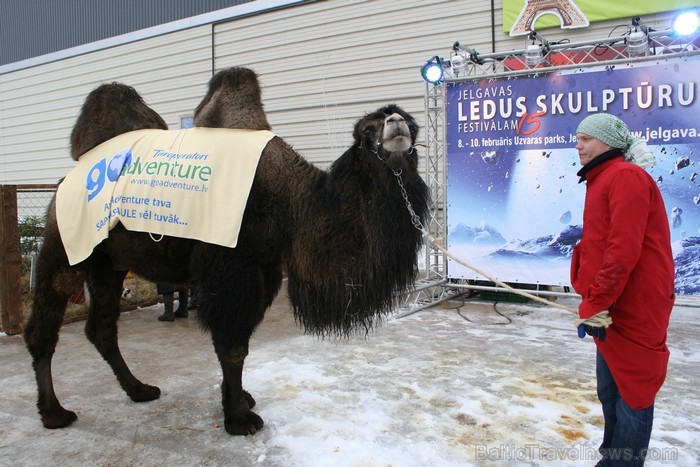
[24,219,83,428]
[83,253,160,403]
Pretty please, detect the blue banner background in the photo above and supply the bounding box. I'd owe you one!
[445,58,700,294]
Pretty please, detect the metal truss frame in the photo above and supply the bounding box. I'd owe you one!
[393,82,457,318]
[450,28,700,80]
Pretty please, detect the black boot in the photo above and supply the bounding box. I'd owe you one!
[158,293,175,321]
[174,288,188,318]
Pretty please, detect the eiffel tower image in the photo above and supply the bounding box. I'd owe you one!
[510,0,589,36]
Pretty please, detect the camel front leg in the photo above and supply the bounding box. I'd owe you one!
[215,342,263,435]
[194,248,270,435]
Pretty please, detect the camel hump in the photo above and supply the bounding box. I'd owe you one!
[70,82,167,161]
[194,67,272,131]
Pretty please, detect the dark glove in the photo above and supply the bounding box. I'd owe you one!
[577,323,606,342]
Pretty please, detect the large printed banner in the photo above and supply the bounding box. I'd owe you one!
[445,56,700,294]
[503,0,700,35]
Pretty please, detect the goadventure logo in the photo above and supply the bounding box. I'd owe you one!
[85,148,213,202]
[86,148,132,202]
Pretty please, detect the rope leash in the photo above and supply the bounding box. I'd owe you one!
[419,229,611,329]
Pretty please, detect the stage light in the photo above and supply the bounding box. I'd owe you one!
[627,17,649,57]
[450,54,468,76]
[525,44,544,67]
[524,30,549,67]
[421,56,445,84]
[627,30,649,56]
[452,42,484,65]
[672,10,700,36]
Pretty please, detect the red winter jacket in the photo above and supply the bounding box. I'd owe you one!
[570,152,675,409]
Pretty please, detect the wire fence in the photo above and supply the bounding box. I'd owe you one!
[17,185,55,279]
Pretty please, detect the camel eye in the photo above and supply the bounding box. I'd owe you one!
[363,122,378,137]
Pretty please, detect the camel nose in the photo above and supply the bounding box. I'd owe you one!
[387,113,404,123]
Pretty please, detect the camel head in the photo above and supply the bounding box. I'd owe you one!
[194,67,271,131]
[352,104,419,172]
[288,103,429,338]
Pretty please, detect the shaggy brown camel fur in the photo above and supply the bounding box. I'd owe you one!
[24,67,430,435]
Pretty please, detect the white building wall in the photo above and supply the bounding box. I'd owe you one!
[0,0,684,183]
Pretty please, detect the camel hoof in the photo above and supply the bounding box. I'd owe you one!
[128,384,161,402]
[41,408,78,429]
[224,411,264,435]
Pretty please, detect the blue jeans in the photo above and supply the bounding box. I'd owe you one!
[188,287,201,308]
[596,350,654,466]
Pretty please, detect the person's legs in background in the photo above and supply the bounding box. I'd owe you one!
[188,287,201,310]
[174,287,188,318]
[158,291,175,321]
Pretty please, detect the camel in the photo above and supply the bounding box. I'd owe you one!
[24,67,430,435]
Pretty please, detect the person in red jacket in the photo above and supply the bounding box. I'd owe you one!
[570,113,675,466]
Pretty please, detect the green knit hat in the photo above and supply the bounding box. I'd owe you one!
[576,113,632,150]
[576,113,656,167]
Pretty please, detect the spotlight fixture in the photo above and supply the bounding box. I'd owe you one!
[525,44,544,67]
[627,30,649,56]
[446,43,484,78]
[420,56,446,84]
[450,54,468,76]
[524,30,550,68]
[672,10,700,36]
[627,17,649,57]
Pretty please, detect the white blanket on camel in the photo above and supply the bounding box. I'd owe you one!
[57,128,275,265]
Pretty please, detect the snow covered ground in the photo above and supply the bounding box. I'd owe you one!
[1,288,698,466]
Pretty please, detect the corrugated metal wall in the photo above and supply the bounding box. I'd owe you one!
[0,0,682,184]
[0,0,252,65]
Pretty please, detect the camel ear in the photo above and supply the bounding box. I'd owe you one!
[363,122,377,138]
